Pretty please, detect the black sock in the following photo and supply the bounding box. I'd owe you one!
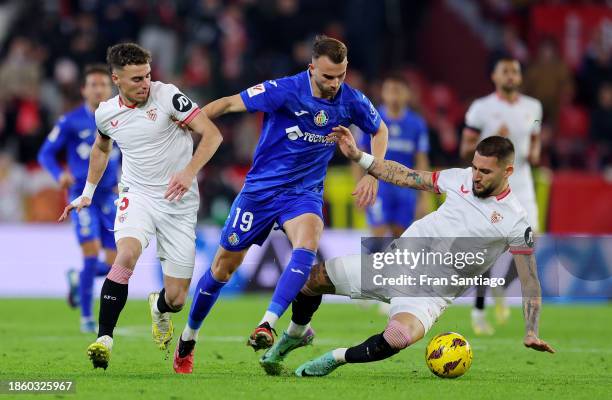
[503,259,518,289]
[98,279,128,338]
[345,332,398,363]
[474,295,485,310]
[291,292,322,325]
[156,288,176,313]
[178,338,196,358]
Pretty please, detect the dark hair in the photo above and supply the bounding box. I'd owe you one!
[476,136,515,164]
[82,63,110,84]
[312,35,347,64]
[383,72,409,86]
[106,43,151,70]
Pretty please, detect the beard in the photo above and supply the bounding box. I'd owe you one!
[316,80,337,99]
[472,184,495,198]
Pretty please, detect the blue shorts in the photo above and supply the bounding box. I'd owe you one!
[366,182,417,229]
[220,189,323,251]
[70,188,117,249]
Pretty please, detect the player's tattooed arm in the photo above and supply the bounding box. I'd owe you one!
[368,159,435,192]
[329,125,436,193]
[514,253,555,353]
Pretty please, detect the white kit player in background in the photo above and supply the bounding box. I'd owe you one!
[58,43,223,370]
[460,57,543,335]
[257,130,553,377]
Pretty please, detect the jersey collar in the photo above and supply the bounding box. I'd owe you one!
[495,91,520,105]
[118,95,137,109]
[494,186,511,201]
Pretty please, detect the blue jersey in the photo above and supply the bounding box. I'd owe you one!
[239,70,382,197]
[360,106,429,168]
[38,104,120,193]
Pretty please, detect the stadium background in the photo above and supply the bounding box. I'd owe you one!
[0,1,611,298]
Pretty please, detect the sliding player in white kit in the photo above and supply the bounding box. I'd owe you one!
[59,43,223,369]
[258,130,554,377]
[460,58,542,334]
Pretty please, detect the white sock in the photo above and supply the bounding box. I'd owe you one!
[81,316,94,324]
[287,321,308,338]
[259,311,279,328]
[332,348,347,363]
[181,325,199,342]
[472,309,485,319]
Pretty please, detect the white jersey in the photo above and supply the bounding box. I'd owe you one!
[96,81,201,214]
[465,93,542,228]
[399,167,534,298]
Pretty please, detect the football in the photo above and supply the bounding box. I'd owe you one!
[425,332,473,378]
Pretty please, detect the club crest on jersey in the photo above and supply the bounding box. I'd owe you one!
[146,108,157,121]
[313,110,329,127]
[490,210,503,224]
[228,232,240,246]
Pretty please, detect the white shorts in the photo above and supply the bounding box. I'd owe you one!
[114,192,197,279]
[325,255,450,333]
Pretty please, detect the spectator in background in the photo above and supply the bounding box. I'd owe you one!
[589,82,612,170]
[523,38,573,124]
[578,29,612,108]
[0,151,30,222]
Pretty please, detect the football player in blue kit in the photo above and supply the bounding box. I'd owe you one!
[359,75,430,238]
[38,64,120,333]
[173,35,389,373]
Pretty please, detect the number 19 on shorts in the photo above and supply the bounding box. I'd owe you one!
[232,207,253,232]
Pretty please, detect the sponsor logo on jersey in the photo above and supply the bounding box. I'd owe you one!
[490,210,503,224]
[294,110,309,116]
[110,120,119,128]
[313,110,329,127]
[146,108,158,121]
[268,80,278,87]
[228,232,240,246]
[172,93,193,112]
[285,125,334,145]
[247,83,265,97]
[118,212,128,223]
[460,184,469,194]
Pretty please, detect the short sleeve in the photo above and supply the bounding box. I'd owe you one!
[432,168,465,194]
[416,118,430,153]
[509,221,535,255]
[350,91,382,135]
[465,100,484,132]
[239,80,288,113]
[162,84,200,124]
[95,107,110,137]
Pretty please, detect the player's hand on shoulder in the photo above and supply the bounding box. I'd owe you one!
[58,172,75,189]
[58,195,92,222]
[353,174,378,209]
[328,125,361,161]
[524,334,555,353]
[165,168,194,202]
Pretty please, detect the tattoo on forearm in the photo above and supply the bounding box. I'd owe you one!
[369,159,434,192]
[520,254,541,336]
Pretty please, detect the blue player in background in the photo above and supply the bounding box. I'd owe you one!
[173,35,389,373]
[358,74,431,238]
[38,64,120,333]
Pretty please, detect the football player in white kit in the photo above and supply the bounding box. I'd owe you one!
[460,58,543,334]
[59,43,223,369]
[258,130,554,377]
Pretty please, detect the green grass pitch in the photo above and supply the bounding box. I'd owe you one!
[1,296,611,399]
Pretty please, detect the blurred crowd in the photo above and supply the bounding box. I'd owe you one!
[0,0,610,223]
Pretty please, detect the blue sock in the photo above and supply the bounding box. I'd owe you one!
[96,261,111,277]
[79,256,98,319]
[267,248,316,318]
[187,268,227,330]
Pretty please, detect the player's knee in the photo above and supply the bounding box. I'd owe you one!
[211,251,242,281]
[383,320,413,350]
[81,240,101,257]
